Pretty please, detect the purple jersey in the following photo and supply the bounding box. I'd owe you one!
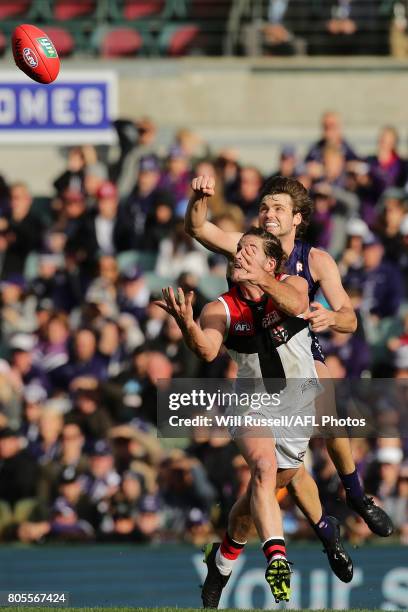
[286,240,325,363]
[285,240,320,303]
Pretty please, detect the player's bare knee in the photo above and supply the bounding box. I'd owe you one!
[251,456,276,487]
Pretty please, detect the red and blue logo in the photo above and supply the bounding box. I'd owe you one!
[23,47,38,68]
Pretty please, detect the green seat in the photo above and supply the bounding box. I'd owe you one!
[144,272,174,293]
[24,252,39,280]
[117,250,157,273]
[198,275,228,299]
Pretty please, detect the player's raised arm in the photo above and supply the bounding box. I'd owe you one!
[155,287,225,362]
[185,175,243,258]
[304,249,357,333]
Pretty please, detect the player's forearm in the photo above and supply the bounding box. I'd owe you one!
[180,320,219,362]
[184,194,209,238]
[259,276,306,316]
[331,306,357,333]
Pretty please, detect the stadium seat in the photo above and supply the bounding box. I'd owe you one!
[123,0,164,21]
[144,272,174,293]
[0,0,31,20]
[198,274,228,299]
[24,252,39,281]
[117,250,157,273]
[0,31,6,56]
[52,0,96,21]
[100,27,143,57]
[158,23,201,56]
[42,27,75,56]
[167,24,200,56]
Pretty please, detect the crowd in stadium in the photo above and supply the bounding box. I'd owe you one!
[0,110,407,546]
[0,0,405,58]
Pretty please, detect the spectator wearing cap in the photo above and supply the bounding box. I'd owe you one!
[118,266,150,325]
[38,422,88,504]
[338,217,369,278]
[126,155,173,246]
[111,117,158,199]
[83,162,109,207]
[132,494,163,542]
[2,183,43,277]
[268,145,299,181]
[9,333,50,392]
[0,427,40,508]
[365,442,404,500]
[84,440,120,505]
[159,145,191,210]
[99,500,141,542]
[185,506,216,546]
[57,188,87,246]
[0,275,37,342]
[344,233,403,320]
[305,111,358,166]
[52,465,100,533]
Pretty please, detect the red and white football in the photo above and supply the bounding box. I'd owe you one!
[12,24,60,84]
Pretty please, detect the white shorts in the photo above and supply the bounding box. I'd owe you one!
[228,397,317,469]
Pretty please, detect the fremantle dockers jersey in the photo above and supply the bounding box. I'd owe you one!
[218,279,317,382]
[285,240,320,302]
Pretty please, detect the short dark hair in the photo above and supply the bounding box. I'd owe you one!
[242,227,287,273]
[259,176,313,236]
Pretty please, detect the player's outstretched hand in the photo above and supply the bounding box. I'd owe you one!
[154,287,194,328]
[191,175,215,197]
[304,301,335,332]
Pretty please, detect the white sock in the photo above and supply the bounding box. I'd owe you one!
[215,546,234,576]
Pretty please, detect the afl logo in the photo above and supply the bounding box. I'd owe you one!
[23,47,38,68]
[234,322,252,332]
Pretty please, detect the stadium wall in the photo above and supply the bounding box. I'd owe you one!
[0,544,406,609]
[0,57,408,193]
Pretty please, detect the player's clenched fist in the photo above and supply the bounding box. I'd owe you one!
[191,175,215,197]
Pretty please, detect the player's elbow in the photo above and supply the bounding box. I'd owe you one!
[184,218,195,237]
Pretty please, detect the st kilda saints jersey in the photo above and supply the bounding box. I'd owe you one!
[218,278,317,382]
[227,240,325,363]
